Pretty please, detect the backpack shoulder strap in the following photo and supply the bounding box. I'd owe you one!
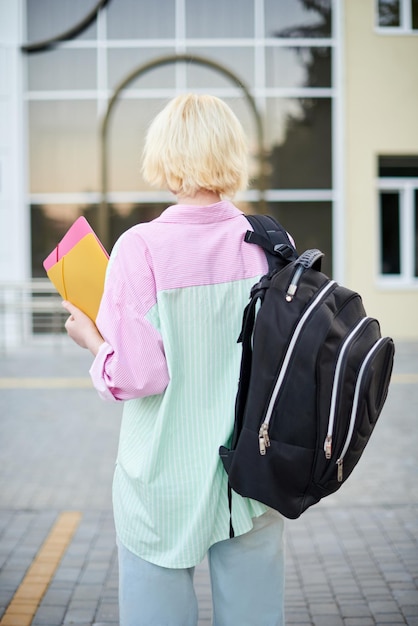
[244,214,298,272]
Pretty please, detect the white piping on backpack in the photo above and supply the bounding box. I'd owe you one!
[335,337,386,482]
[258,280,337,454]
[323,317,371,460]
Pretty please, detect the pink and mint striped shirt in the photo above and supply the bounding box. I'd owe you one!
[90,200,270,568]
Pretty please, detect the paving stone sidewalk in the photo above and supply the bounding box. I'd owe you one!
[0,341,417,625]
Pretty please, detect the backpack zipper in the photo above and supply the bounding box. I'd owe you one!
[258,279,337,455]
[335,337,386,482]
[323,317,371,459]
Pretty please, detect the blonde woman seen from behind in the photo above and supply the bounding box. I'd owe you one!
[63,93,286,626]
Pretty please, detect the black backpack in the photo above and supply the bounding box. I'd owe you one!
[219,215,395,524]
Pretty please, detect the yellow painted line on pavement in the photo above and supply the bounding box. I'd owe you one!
[0,378,92,389]
[0,511,82,626]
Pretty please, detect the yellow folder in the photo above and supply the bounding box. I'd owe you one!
[43,218,109,321]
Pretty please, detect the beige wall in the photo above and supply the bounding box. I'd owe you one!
[344,0,418,339]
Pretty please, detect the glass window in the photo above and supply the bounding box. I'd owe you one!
[185,47,254,88]
[24,0,337,289]
[264,0,332,38]
[107,99,168,193]
[379,155,418,177]
[265,98,332,189]
[377,0,401,26]
[378,156,418,280]
[377,0,418,29]
[29,101,98,193]
[268,201,333,277]
[266,46,331,88]
[185,0,254,38]
[108,48,176,90]
[107,0,175,39]
[380,192,400,274]
[26,0,98,42]
[28,49,96,91]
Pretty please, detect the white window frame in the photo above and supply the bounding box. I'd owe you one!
[375,0,417,34]
[24,0,345,281]
[377,177,418,287]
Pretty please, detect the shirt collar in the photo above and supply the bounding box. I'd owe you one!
[156,200,243,224]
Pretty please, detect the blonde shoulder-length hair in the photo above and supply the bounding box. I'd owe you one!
[142,93,249,198]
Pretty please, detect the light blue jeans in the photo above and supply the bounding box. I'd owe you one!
[118,509,285,626]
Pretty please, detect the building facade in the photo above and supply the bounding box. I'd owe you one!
[0,0,417,341]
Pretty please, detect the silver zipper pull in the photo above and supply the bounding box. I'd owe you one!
[258,423,270,455]
[285,283,297,302]
[337,459,343,482]
[324,436,332,459]
[285,265,304,302]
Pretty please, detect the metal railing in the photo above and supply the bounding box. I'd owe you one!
[0,281,71,353]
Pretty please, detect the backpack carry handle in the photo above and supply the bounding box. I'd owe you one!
[285,250,324,302]
[296,249,324,271]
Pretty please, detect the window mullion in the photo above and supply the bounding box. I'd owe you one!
[97,2,108,117]
[401,185,414,278]
[175,0,187,89]
[403,0,412,29]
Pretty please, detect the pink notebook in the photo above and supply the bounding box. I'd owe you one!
[43,216,108,271]
[43,216,109,321]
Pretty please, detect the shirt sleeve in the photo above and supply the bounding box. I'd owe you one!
[89,228,170,401]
